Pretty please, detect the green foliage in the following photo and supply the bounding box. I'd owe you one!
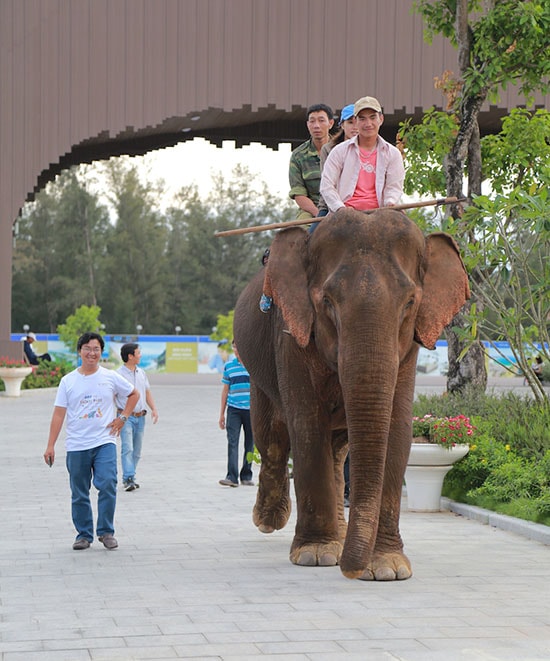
[414,1,550,102]
[414,389,550,523]
[468,450,550,524]
[21,360,73,389]
[459,188,550,402]
[210,311,234,344]
[13,160,294,336]
[99,160,169,335]
[442,425,510,500]
[12,168,110,332]
[402,108,550,402]
[401,3,550,391]
[57,305,103,352]
[399,108,457,197]
[163,165,293,334]
[481,109,550,193]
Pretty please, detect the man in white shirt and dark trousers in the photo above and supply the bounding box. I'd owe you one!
[116,343,159,491]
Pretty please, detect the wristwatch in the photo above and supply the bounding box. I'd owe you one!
[119,415,128,423]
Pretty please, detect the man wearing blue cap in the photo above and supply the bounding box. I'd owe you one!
[316,104,359,218]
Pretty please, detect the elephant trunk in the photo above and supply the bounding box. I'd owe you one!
[338,339,399,578]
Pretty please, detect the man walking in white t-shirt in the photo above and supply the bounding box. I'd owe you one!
[44,332,139,551]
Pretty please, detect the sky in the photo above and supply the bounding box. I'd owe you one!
[111,137,294,209]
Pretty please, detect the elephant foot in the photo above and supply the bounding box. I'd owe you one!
[253,495,291,533]
[341,551,412,581]
[289,540,343,567]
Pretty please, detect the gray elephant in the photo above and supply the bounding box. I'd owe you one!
[233,208,470,580]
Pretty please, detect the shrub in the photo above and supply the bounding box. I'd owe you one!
[21,360,73,389]
[413,387,550,525]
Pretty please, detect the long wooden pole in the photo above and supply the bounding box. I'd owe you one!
[214,197,465,237]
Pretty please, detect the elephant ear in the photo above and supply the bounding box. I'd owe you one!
[415,232,471,350]
[263,228,313,348]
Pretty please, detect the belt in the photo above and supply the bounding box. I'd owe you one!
[118,409,147,417]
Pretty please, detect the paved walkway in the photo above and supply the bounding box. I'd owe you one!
[1,380,549,661]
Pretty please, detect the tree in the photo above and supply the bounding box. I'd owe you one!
[57,304,104,353]
[401,108,550,401]
[461,109,550,403]
[211,310,234,344]
[164,165,293,334]
[12,169,110,332]
[100,160,169,334]
[12,158,295,336]
[405,0,550,392]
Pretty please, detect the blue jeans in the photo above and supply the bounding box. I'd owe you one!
[66,443,117,542]
[120,415,145,481]
[308,207,329,233]
[225,406,254,484]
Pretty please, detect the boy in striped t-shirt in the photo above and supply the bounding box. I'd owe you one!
[218,341,255,487]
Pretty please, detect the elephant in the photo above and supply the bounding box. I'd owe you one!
[233,208,470,581]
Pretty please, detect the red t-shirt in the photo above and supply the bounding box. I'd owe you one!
[345,147,379,210]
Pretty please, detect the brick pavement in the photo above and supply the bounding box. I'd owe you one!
[1,382,549,660]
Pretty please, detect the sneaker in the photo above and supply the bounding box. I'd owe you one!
[124,478,137,491]
[98,534,118,550]
[219,478,239,487]
[241,480,255,486]
[72,537,91,550]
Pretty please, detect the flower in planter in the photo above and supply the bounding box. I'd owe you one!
[0,356,28,368]
[412,414,476,449]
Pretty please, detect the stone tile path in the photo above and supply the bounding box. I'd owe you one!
[1,383,549,660]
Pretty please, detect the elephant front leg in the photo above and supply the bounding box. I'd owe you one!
[289,431,343,567]
[251,393,292,533]
[362,486,412,580]
[360,371,414,581]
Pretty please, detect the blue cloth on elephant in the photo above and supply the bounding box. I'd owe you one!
[259,294,273,313]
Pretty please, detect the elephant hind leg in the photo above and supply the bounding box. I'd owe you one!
[251,393,292,533]
[332,430,349,543]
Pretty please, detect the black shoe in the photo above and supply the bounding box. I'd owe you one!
[124,477,139,491]
[73,537,91,550]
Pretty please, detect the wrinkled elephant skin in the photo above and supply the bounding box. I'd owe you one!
[234,208,470,581]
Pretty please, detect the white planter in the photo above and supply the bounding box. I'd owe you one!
[405,441,469,512]
[0,366,33,397]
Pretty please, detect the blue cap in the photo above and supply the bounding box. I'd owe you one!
[339,104,355,124]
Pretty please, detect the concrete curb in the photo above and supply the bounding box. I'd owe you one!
[441,497,550,545]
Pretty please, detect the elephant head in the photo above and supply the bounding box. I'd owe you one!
[263,210,469,354]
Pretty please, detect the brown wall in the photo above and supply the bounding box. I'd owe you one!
[0,0,547,351]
